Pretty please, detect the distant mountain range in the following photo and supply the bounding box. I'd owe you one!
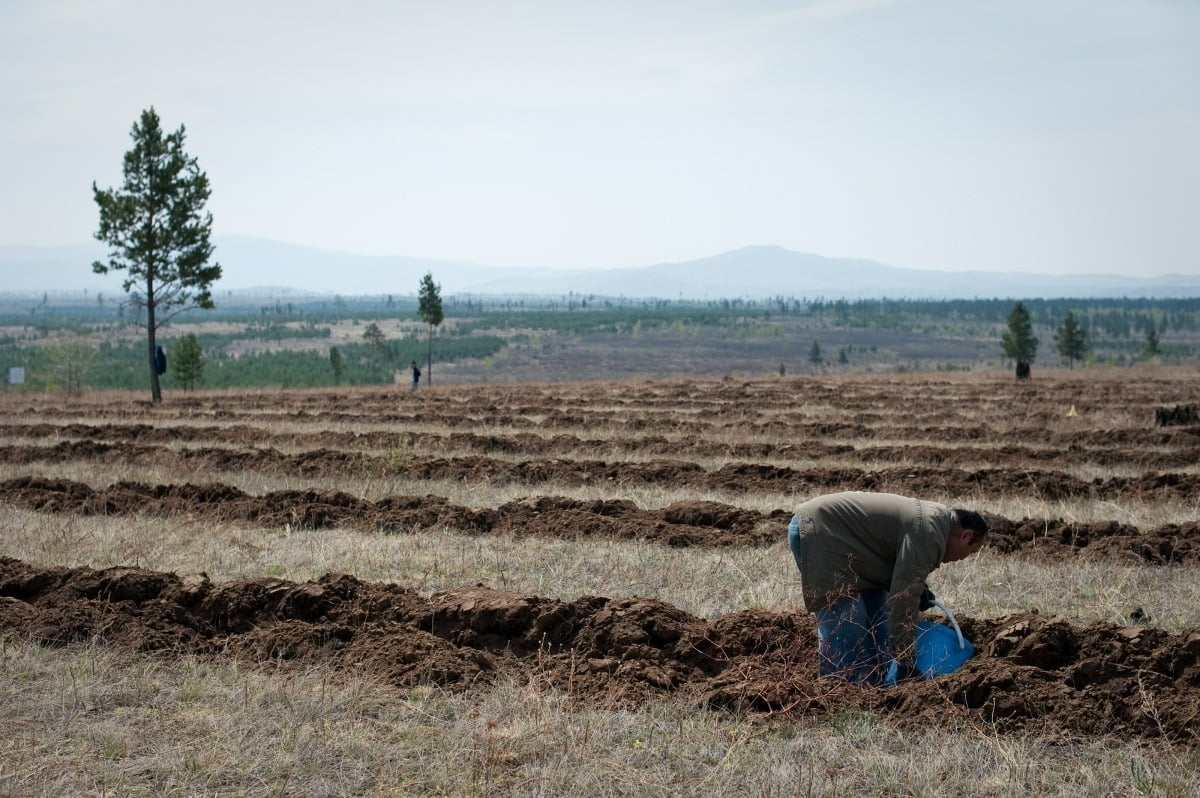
[3,236,1197,300]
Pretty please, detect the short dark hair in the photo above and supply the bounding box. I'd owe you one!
[953,509,989,540]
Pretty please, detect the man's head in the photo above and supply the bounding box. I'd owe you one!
[943,509,988,563]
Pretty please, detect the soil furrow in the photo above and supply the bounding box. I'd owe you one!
[3,476,1197,564]
[4,422,1200,469]
[1,557,1196,743]
[4,440,1200,500]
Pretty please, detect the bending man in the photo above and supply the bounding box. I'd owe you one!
[788,491,988,685]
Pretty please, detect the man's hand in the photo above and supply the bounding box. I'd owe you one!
[919,587,936,611]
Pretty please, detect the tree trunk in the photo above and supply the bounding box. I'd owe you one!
[148,278,162,403]
[426,326,433,386]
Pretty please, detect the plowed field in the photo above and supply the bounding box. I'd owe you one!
[3,370,1200,749]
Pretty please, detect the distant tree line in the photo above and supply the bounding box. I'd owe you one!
[0,333,504,392]
[5,294,1196,394]
[10,296,1199,338]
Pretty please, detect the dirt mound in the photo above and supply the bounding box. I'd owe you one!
[4,476,1199,564]
[1,557,1197,743]
[12,420,1200,471]
[985,516,1200,565]
[7,440,1200,502]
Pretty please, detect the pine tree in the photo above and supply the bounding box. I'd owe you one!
[1146,325,1161,357]
[362,323,386,376]
[170,333,205,390]
[92,107,221,402]
[1001,301,1038,378]
[1054,311,1088,368]
[418,273,444,385]
[329,346,344,384]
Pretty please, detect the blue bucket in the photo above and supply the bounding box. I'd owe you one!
[886,601,974,684]
[913,619,974,676]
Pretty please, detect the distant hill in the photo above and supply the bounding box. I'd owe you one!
[3,237,1197,300]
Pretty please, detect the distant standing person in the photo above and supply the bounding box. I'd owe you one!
[410,360,421,390]
[787,491,988,685]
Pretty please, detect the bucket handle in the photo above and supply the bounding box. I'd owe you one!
[931,599,967,649]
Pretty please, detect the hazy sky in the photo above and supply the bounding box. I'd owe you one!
[3,0,1197,277]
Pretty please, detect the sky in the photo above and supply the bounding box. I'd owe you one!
[2,0,1198,278]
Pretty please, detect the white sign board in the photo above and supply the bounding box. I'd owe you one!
[7,367,24,385]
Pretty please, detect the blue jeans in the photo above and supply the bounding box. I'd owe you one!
[790,515,892,685]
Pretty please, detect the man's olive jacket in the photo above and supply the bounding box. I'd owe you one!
[794,491,953,658]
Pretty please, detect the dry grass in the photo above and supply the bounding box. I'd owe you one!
[5,505,1200,634]
[4,373,1200,795]
[5,454,1199,529]
[3,639,1198,798]
[5,498,1200,796]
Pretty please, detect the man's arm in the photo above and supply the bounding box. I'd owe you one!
[886,535,943,664]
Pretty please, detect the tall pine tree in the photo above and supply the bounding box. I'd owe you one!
[93,107,221,402]
[418,272,444,386]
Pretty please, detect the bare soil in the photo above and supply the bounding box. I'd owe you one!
[2,371,1200,743]
[2,558,1197,743]
[2,478,1198,565]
